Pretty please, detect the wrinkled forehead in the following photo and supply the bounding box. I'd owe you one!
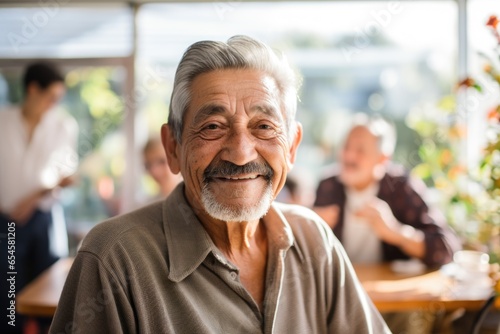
[187,69,284,118]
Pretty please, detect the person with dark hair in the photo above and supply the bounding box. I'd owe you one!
[0,62,78,334]
[22,62,64,93]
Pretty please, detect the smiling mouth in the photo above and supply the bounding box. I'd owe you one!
[215,175,261,181]
[203,160,274,184]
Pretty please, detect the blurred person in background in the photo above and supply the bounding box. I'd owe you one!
[0,62,78,334]
[142,136,182,200]
[313,113,461,333]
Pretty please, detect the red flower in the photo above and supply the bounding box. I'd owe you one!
[487,15,500,45]
[487,15,499,29]
[456,77,483,92]
[487,106,500,123]
[457,77,475,88]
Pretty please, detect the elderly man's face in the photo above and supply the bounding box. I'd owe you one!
[339,126,386,189]
[164,69,301,222]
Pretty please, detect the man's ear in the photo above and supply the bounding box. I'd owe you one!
[161,123,181,174]
[287,121,303,171]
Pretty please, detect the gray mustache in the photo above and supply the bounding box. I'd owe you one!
[204,161,274,181]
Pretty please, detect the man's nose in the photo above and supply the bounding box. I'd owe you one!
[220,128,258,166]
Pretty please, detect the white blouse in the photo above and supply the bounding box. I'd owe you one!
[0,107,78,214]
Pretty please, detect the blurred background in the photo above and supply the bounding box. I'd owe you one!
[0,0,498,254]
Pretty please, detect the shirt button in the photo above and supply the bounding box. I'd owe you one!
[230,272,237,280]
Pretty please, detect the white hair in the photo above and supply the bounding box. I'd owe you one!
[201,182,274,222]
[350,113,397,156]
[168,35,299,143]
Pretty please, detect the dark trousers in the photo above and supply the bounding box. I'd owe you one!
[0,210,59,334]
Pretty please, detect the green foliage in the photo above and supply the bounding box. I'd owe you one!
[61,67,125,222]
[65,67,123,157]
[408,16,500,261]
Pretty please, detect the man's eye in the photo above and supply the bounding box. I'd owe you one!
[254,123,279,139]
[258,124,273,130]
[204,124,219,130]
[199,123,225,140]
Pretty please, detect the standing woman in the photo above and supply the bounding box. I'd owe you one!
[0,62,78,334]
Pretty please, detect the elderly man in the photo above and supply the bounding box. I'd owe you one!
[314,115,462,334]
[50,36,389,334]
[314,114,460,266]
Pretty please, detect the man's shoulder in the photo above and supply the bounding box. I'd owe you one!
[381,164,421,193]
[274,202,345,272]
[79,200,165,259]
[314,165,345,206]
[275,202,322,223]
[384,163,409,180]
[274,203,336,249]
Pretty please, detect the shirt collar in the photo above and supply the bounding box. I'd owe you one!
[163,183,295,282]
[262,202,295,251]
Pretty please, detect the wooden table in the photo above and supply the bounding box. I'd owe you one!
[16,258,491,317]
[354,263,490,312]
[16,258,73,317]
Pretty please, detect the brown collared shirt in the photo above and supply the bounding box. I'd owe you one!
[50,183,389,334]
